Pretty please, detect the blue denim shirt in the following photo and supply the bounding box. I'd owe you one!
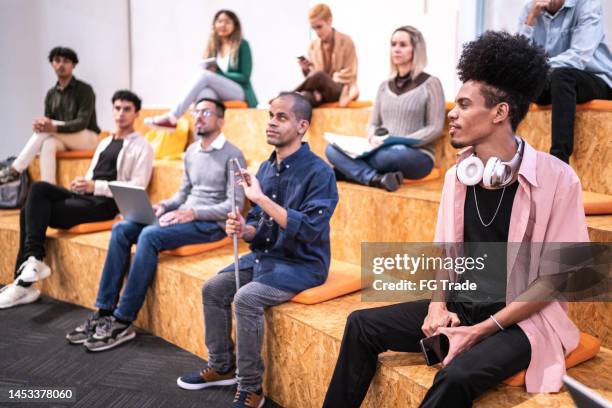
[220,143,339,294]
[518,0,612,87]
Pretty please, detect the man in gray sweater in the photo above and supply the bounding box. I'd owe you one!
[65,98,246,352]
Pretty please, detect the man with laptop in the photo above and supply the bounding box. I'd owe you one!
[66,97,246,352]
[0,90,153,310]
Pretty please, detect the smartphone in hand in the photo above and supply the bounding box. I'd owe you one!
[420,334,450,366]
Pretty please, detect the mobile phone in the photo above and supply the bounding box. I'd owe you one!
[231,158,249,186]
[420,334,449,366]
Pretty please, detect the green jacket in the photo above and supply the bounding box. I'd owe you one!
[220,39,258,107]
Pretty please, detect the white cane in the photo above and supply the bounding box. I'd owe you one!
[230,158,241,293]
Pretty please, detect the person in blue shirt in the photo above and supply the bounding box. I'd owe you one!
[177,92,339,408]
[518,0,612,163]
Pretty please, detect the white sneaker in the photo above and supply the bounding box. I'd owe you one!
[17,256,51,282]
[0,284,40,309]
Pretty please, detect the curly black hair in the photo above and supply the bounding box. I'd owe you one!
[457,31,549,131]
[48,46,79,65]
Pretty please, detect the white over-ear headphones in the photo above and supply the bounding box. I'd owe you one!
[456,137,524,188]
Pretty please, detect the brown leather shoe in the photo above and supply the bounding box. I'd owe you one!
[231,389,266,408]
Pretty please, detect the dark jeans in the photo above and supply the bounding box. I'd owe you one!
[535,67,612,163]
[15,181,117,276]
[95,219,226,322]
[295,70,343,107]
[325,144,434,185]
[323,300,531,408]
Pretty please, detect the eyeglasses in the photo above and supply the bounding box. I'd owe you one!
[191,109,217,118]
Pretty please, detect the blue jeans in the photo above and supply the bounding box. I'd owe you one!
[325,144,434,185]
[95,220,226,322]
[203,269,294,392]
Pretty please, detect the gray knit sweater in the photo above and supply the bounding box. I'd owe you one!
[368,75,445,161]
[159,137,246,228]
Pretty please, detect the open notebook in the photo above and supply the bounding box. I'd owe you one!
[324,132,420,160]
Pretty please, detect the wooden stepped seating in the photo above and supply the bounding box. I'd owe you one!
[16,101,612,406]
[530,99,612,112]
[26,156,612,270]
[37,100,611,195]
[0,212,610,407]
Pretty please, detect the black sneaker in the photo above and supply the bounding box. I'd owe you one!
[83,316,136,352]
[66,312,103,344]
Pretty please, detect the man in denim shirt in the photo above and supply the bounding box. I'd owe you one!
[518,0,612,163]
[178,92,338,408]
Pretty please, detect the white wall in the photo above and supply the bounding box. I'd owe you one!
[0,0,130,158]
[131,0,469,108]
[130,0,310,108]
[2,0,611,159]
[319,0,460,103]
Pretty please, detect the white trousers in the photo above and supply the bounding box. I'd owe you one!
[12,129,98,184]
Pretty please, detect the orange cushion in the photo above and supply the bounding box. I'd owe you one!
[503,332,600,387]
[163,236,232,256]
[318,100,373,109]
[56,150,96,159]
[65,218,119,234]
[291,267,361,305]
[403,167,442,185]
[582,191,612,215]
[224,100,248,109]
[530,99,612,112]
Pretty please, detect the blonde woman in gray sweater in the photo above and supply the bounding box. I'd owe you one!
[326,26,445,192]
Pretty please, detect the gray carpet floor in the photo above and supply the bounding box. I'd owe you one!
[0,292,282,408]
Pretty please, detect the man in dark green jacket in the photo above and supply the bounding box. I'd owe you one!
[0,46,100,185]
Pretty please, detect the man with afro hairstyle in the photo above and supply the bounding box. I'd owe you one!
[323,31,589,407]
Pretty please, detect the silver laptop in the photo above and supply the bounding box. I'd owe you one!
[564,375,612,408]
[109,182,158,226]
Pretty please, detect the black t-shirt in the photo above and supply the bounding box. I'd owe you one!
[92,138,124,181]
[450,181,519,325]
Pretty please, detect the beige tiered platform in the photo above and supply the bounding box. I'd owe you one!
[1,212,610,408]
[10,100,612,407]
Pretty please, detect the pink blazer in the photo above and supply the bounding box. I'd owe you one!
[434,139,589,392]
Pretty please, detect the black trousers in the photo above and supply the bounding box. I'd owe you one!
[15,181,118,276]
[535,67,612,163]
[322,300,531,408]
[294,70,343,107]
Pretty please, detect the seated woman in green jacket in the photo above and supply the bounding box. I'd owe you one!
[146,9,257,129]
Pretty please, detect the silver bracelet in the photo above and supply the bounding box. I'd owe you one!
[490,315,504,331]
